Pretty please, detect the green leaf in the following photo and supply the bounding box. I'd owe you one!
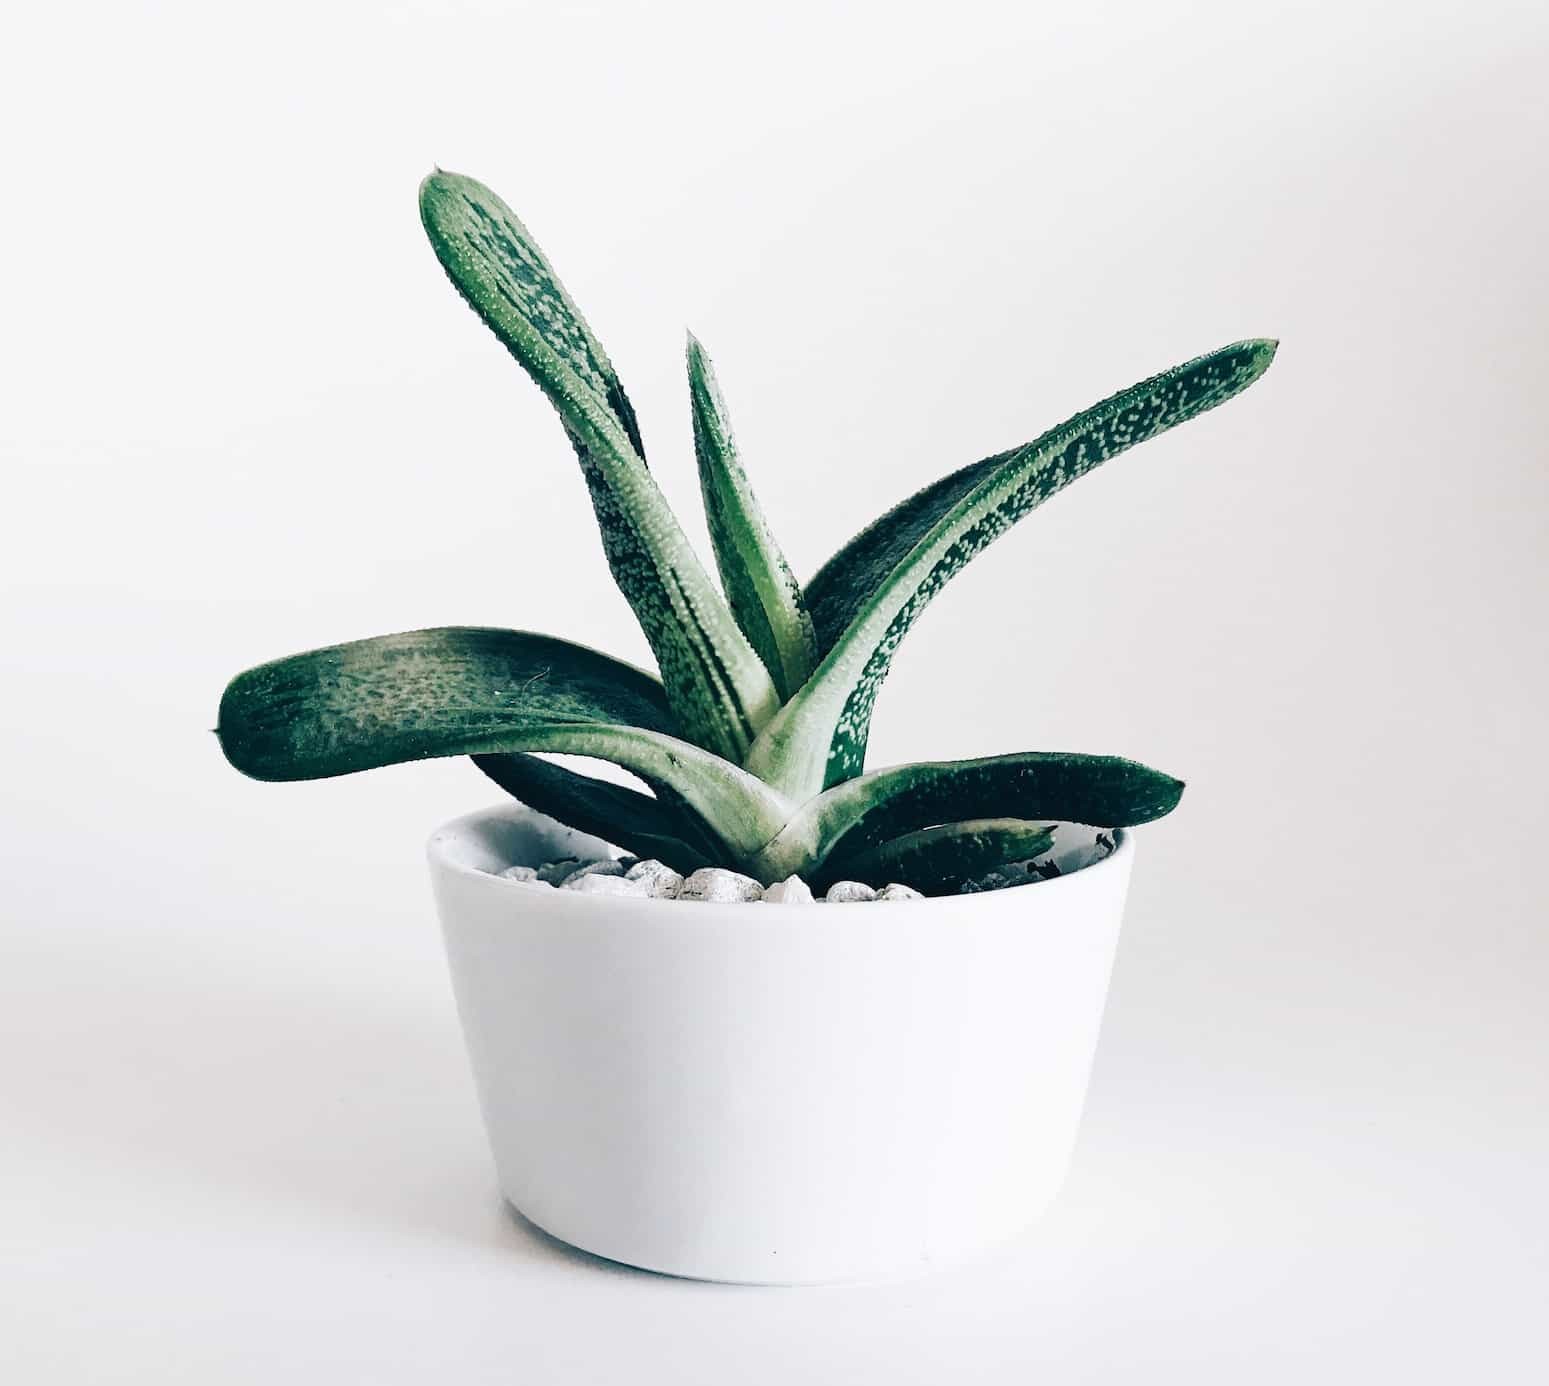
[806,457,1006,656]
[748,339,1278,796]
[217,626,791,854]
[419,171,778,760]
[218,625,674,773]
[688,333,817,699]
[472,753,715,872]
[751,751,1181,879]
[821,818,1057,895]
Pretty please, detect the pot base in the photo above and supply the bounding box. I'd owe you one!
[505,1194,1057,1287]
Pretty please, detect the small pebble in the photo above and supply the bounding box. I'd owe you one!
[962,859,1056,893]
[876,883,923,901]
[499,865,540,883]
[624,859,684,899]
[679,867,765,903]
[762,875,815,904]
[564,873,651,898]
[536,857,583,885]
[558,859,626,887]
[824,880,878,903]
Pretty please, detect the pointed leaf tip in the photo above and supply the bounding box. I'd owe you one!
[416,170,778,757]
[751,337,1280,793]
[689,336,818,699]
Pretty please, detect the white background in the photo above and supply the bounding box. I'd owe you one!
[3,0,1546,1379]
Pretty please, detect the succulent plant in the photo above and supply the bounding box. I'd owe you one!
[217,170,1277,892]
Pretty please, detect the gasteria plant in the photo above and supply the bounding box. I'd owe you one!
[217,170,1277,893]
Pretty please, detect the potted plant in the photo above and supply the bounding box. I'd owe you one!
[217,170,1276,1284]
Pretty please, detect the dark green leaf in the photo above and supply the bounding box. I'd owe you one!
[219,626,672,777]
[821,818,1057,895]
[809,751,1182,865]
[473,753,714,872]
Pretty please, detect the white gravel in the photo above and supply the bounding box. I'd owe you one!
[565,873,651,898]
[498,864,540,883]
[623,860,685,899]
[558,859,627,888]
[678,867,766,903]
[761,876,815,904]
[501,827,1111,901]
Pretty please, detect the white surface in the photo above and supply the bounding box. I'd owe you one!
[2,0,1546,1378]
[430,806,1130,1283]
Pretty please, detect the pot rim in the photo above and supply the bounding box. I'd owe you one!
[428,802,1133,914]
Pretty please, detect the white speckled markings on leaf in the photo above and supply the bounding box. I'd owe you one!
[746,339,1279,797]
[218,168,1275,896]
[688,333,817,700]
[418,171,778,760]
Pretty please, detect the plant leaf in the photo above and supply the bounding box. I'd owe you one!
[821,818,1057,895]
[419,171,778,760]
[747,340,1278,795]
[687,333,816,698]
[472,753,714,872]
[751,751,1181,879]
[806,456,1007,656]
[216,626,791,854]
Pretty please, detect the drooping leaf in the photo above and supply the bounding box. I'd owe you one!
[419,171,778,759]
[216,626,791,854]
[687,333,816,698]
[747,340,1278,796]
[820,818,1057,895]
[751,751,1181,879]
[473,753,714,872]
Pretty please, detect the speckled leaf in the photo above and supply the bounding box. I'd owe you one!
[217,627,790,853]
[687,334,816,699]
[472,753,715,872]
[820,818,1057,895]
[748,340,1278,796]
[751,751,1181,879]
[419,171,777,760]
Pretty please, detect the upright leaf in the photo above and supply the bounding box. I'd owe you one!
[746,340,1278,795]
[419,171,778,760]
[687,333,816,698]
[217,626,792,854]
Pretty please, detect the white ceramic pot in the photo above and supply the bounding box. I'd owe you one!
[428,804,1134,1285]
